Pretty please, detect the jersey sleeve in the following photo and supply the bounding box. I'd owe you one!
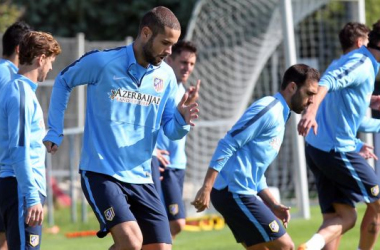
[209,102,274,172]
[7,82,40,208]
[161,73,190,140]
[44,51,101,146]
[358,116,380,133]
[320,56,372,91]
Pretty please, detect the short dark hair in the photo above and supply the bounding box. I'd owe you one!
[138,6,181,37]
[170,40,197,59]
[19,31,61,65]
[339,22,370,52]
[281,64,320,90]
[2,21,31,57]
[368,19,380,50]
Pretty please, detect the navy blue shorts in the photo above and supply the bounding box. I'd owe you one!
[80,170,172,245]
[0,177,45,250]
[0,208,4,233]
[306,144,380,213]
[211,187,286,247]
[161,168,186,220]
[151,156,162,195]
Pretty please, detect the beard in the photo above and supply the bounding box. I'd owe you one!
[142,36,164,66]
[290,90,306,114]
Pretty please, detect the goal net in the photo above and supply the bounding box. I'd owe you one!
[183,0,364,217]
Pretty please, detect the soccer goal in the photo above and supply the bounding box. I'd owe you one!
[183,0,366,218]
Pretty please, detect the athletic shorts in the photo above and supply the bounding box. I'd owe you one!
[211,187,286,247]
[0,208,4,233]
[151,156,162,195]
[161,168,186,220]
[0,177,45,250]
[80,170,172,245]
[306,143,380,213]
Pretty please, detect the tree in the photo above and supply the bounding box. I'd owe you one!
[0,2,24,33]
[13,0,197,41]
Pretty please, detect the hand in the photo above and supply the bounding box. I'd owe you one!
[370,95,380,111]
[271,203,291,228]
[177,92,199,126]
[185,80,201,105]
[297,108,318,137]
[25,203,44,227]
[191,186,211,212]
[156,149,170,167]
[43,141,58,155]
[359,143,378,160]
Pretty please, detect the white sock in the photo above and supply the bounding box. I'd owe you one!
[305,233,325,250]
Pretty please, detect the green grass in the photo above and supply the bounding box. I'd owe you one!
[41,204,380,249]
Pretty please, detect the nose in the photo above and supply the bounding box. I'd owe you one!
[165,46,172,56]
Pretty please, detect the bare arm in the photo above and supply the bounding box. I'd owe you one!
[191,168,219,212]
[258,188,291,228]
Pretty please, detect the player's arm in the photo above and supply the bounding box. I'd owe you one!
[43,51,100,152]
[6,85,43,226]
[258,188,291,228]
[161,76,199,140]
[191,168,219,212]
[358,116,380,133]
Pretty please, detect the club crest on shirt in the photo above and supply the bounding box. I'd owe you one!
[30,235,39,247]
[153,77,164,93]
[104,207,115,221]
[269,220,279,233]
[371,185,379,196]
[169,204,179,215]
[39,119,45,129]
[269,137,281,152]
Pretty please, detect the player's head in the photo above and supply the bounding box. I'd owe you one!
[19,31,61,82]
[368,19,380,58]
[138,6,181,66]
[166,40,197,84]
[2,21,31,58]
[281,64,320,114]
[339,22,370,54]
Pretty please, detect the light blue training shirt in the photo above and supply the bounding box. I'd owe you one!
[306,46,379,152]
[0,75,46,208]
[210,92,290,195]
[44,44,190,184]
[0,59,17,90]
[156,83,187,169]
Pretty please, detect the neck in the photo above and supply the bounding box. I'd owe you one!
[133,39,149,68]
[2,53,18,67]
[368,47,380,62]
[18,64,39,83]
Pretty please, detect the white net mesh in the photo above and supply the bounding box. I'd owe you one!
[184,0,362,216]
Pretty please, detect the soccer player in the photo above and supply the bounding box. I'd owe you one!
[0,21,31,250]
[297,20,380,250]
[0,31,61,250]
[43,6,199,250]
[153,40,200,238]
[192,64,320,250]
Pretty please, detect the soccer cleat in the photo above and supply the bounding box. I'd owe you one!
[297,243,307,250]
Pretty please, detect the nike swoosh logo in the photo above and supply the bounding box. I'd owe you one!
[113,75,127,80]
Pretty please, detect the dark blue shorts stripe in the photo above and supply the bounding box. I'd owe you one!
[18,81,25,146]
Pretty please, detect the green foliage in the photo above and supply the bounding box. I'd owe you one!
[13,0,197,41]
[0,2,23,33]
[366,0,380,27]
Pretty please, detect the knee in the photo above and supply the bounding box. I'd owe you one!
[113,242,142,250]
[170,219,186,237]
[276,234,294,250]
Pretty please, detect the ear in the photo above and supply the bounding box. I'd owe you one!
[141,26,152,41]
[15,45,20,55]
[37,54,46,66]
[288,81,297,94]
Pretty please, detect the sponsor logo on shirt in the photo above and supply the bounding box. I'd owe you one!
[371,185,379,196]
[153,77,164,93]
[169,204,179,215]
[30,235,39,247]
[104,207,115,221]
[269,220,279,233]
[269,137,281,152]
[109,88,161,106]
